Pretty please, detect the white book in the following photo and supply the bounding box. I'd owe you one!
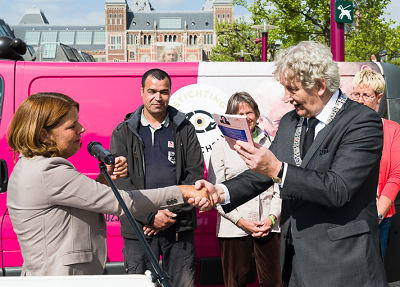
[213,113,254,150]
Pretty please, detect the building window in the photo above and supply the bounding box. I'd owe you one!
[41,31,57,43]
[93,31,105,45]
[204,35,207,45]
[211,35,213,45]
[144,35,147,45]
[109,14,112,25]
[59,31,75,45]
[42,43,57,59]
[113,58,120,62]
[189,35,192,45]
[159,18,181,29]
[169,35,172,42]
[148,35,151,44]
[114,14,117,25]
[173,35,177,42]
[76,31,92,45]
[164,35,167,42]
[194,35,197,45]
[110,35,122,49]
[25,31,41,46]
[130,51,135,58]
[119,14,122,25]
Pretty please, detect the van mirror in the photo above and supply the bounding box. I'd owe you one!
[0,159,8,193]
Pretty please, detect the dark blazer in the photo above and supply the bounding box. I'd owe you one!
[223,93,388,286]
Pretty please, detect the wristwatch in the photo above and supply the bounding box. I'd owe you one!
[378,213,384,220]
[271,163,284,184]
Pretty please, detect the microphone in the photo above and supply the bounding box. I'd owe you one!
[87,141,115,165]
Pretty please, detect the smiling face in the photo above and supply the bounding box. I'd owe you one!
[141,76,171,122]
[237,102,257,132]
[41,106,85,159]
[282,79,325,118]
[351,84,383,112]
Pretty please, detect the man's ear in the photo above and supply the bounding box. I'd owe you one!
[377,92,384,104]
[39,129,49,143]
[317,78,327,97]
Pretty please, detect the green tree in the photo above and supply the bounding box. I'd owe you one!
[210,18,261,62]
[345,0,400,62]
[234,0,332,48]
[226,0,400,64]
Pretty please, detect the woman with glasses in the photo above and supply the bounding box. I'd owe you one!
[208,92,281,287]
[351,69,400,259]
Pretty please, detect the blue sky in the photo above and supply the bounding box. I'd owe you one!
[0,0,399,26]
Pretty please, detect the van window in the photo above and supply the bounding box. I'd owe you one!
[0,76,3,122]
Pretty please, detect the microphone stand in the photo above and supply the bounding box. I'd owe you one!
[98,162,172,287]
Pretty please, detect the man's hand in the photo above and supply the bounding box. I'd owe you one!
[179,184,214,212]
[194,180,225,209]
[234,141,282,178]
[143,209,177,236]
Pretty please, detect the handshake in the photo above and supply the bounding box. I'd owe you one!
[178,180,225,212]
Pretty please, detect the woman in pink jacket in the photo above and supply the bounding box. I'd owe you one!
[351,69,400,259]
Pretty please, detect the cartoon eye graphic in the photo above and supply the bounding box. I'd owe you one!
[186,110,217,134]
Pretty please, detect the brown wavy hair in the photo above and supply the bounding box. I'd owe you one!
[7,92,79,161]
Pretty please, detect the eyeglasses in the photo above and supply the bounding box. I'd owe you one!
[350,92,376,101]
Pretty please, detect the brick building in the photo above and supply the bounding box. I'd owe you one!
[11,0,233,62]
[105,0,233,62]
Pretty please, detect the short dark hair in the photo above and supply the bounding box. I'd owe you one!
[142,68,171,90]
[225,91,260,119]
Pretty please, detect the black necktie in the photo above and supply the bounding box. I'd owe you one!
[302,117,319,159]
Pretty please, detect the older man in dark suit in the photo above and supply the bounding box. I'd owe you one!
[197,41,387,286]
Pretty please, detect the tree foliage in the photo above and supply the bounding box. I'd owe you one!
[211,0,400,64]
[345,0,400,62]
[233,0,332,48]
[210,18,261,62]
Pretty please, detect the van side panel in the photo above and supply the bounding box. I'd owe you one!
[0,60,18,272]
[4,61,200,268]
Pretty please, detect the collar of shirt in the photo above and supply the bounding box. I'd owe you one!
[140,109,170,131]
[311,89,340,136]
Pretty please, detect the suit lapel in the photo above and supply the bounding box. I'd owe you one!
[300,92,347,167]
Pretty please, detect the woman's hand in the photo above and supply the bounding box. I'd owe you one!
[107,156,128,180]
[96,156,128,185]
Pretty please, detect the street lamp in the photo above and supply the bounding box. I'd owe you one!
[379,50,387,62]
[233,50,251,62]
[251,21,278,62]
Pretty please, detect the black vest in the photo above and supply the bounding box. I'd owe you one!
[138,123,176,189]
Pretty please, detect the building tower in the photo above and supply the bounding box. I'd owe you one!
[105,0,128,61]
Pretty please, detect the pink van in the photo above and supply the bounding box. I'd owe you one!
[1,59,400,285]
